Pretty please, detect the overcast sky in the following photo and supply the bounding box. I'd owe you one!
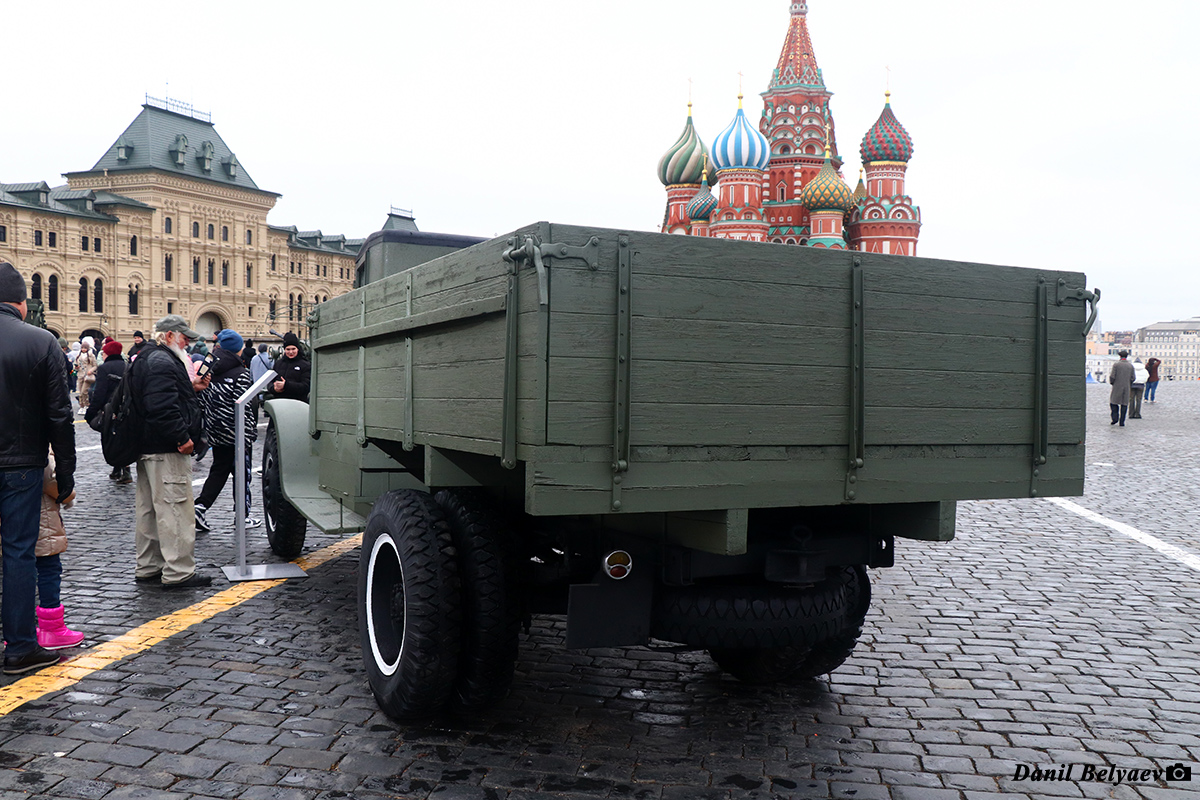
[4,0,1196,331]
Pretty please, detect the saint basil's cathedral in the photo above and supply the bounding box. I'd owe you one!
[658,1,920,255]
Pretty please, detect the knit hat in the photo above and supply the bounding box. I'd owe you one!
[216,329,244,353]
[282,332,301,349]
[133,330,144,339]
[0,262,26,304]
[102,340,123,357]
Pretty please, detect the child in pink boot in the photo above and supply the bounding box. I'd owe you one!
[36,452,85,650]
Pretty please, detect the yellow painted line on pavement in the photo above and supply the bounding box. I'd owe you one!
[0,533,363,717]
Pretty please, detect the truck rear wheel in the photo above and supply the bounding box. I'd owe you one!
[262,423,308,559]
[359,489,462,722]
[652,574,848,650]
[434,489,522,715]
[789,564,871,679]
[707,565,870,683]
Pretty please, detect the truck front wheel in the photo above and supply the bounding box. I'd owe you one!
[262,423,308,559]
[359,489,463,722]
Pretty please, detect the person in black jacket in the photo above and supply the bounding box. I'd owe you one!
[86,340,132,483]
[195,329,259,531]
[127,331,148,361]
[268,332,311,402]
[0,261,76,674]
[128,315,212,589]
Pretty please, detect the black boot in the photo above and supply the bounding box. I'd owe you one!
[116,466,133,485]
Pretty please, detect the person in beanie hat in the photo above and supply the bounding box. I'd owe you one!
[0,261,76,674]
[267,332,311,402]
[128,331,147,360]
[195,328,260,531]
[87,341,132,483]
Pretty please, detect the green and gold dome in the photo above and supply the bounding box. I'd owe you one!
[799,145,853,212]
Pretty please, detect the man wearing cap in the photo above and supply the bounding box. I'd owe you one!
[267,332,311,403]
[0,261,76,674]
[195,329,260,531]
[1108,350,1135,427]
[127,315,213,588]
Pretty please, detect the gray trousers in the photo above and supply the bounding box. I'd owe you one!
[1130,386,1144,419]
[135,453,197,583]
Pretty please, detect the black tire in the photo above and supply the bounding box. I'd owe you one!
[789,565,871,679]
[433,488,522,715]
[261,423,308,559]
[652,574,849,650]
[359,489,463,722]
[708,643,813,685]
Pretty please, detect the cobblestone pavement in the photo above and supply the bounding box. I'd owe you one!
[0,385,1198,799]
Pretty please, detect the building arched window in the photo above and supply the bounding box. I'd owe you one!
[164,217,173,234]
[288,293,295,321]
[193,221,200,238]
[222,226,229,242]
[221,260,229,286]
[31,273,42,300]
[48,275,58,311]
[245,262,253,288]
[207,259,215,284]
[269,297,277,319]
[79,278,89,312]
[207,224,215,240]
[192,257,201,283]
[270,254,276,271]
[165,254,173,282]
[94,279,104,314]
[246,229,252,245]
[128,285,139,315]
[130,235,138,256]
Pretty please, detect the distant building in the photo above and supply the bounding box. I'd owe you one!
[0,97,365,343]
[1132,317,1200,381]
[657,1,921,254]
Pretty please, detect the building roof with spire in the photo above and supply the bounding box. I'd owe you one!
[658,106,710,186]
[861,92,914,163]
[769,2,824,89]
[712,97,771,172]
[65,98,278,196]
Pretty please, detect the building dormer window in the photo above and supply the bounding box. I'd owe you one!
[170,134,189,167]
[115,136,132,161]
[224,154,239,178]
[198,141,215,173]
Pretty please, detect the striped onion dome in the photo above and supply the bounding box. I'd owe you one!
[860,92,914,163]
[800,147,854,212]
[711,96,771,173]
[686,170,718,221]
[658,106,710,186]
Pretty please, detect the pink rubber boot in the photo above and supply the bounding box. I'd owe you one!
[36,606,85,650]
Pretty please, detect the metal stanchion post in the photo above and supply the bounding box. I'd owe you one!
[222,370,307,582]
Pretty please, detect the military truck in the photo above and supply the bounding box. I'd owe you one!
[262,222,1098,721]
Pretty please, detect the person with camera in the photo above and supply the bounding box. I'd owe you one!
[128,315,212,589]
[194,329,259,532]
[0,262,76,674]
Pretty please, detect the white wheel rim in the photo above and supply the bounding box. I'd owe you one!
[366,532,405,677]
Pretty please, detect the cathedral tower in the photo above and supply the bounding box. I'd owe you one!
[848,92,921,255]
[709,95,772,241]
[658,105,710,234]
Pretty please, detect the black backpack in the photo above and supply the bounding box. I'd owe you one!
[100,366,141,468]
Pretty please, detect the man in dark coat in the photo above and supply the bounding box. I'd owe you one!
[195,329,259,531]
[0,261,76,674]
[128,315,212,588]
[86,340,132,483]
[1108,350,1135,427]
[127,331,148,360]
[268,332,311,403]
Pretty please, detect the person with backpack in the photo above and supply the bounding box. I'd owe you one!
[194,329,259,532]
[86,340,132,484]
[127,315,212,589]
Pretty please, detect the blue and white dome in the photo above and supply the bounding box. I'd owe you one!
[711,98,771,173]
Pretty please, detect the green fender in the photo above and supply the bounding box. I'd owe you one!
[261,398,318,511]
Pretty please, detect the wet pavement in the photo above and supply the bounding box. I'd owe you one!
[1,384,1198,799]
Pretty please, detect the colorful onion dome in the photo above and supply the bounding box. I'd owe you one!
[711,96,771,173]
[658,105,710,186]
[686,166,718,222]
[852,168,868,202]
[860,92,914,163]
[800,145,853,212]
